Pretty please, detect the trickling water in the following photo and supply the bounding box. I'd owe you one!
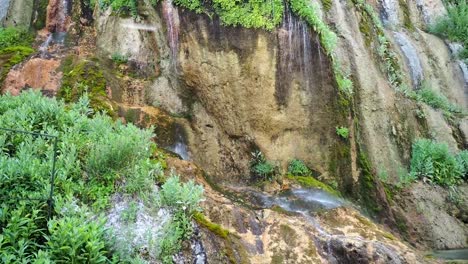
[40,0,70,56]
[379,0,400,26]
[254,188,344,213]
[161,0,180,70]
[249,188,404,263]
[431,248,468,261]
[393,32,424,88]
[167,124,190,160]
[448,43,468,87]
[0,0,10,22]
[276,7,316,106]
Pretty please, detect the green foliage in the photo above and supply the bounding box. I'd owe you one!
[157,176,204,262]
[46,213,109,263]
[0,28,34,85]
[120,201,139,223]
[410,139,463,186]
[431,1,468,60]
[287,159,311,176]
[0,27,34,50]
[99,0,138,16]
[335,126,350,139]
[250,151,277,181]
[456,150,468,180]
[415,87,462,115]
[111,53,129,64]
[0,91,163,261]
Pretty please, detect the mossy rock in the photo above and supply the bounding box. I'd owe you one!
[287,175,341,197]
[193,212,230,239]
[0,46,34,85]
[58,56,116,117]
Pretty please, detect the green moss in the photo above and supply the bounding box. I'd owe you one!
[321,0,333,11]
[358,151,382,216]
[0,46,34,85]
[287,175,341,197]
[193,212,229,239]
[398,0,414,31]
[32,0,49,30]
[58,56,115,116]
[279,224,298,243]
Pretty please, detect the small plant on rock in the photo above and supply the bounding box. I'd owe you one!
[336,126,350,139]
[250,151,277,181]
[287,159,311,176]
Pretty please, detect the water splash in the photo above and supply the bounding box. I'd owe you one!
[0,0,10,22]
[161,0,180,71]
[393,31,423,88]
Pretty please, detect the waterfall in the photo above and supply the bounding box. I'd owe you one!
[167,124,190,160]
[393,32,424,88]
[379,0,399,26]
[276,8,316,106]
[161,0,180,71]
[0,0,10,22]
[40,0,71,56]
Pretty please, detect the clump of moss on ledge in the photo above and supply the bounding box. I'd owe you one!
[287,175,341,197]
[193,212,229,239]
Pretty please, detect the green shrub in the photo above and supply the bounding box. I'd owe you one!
[99,0,138,16]
[287,159,311,176]
[410,139,462,186]
[111,53,129,64]
[0,27,34,50]
[456,150,468,180]
[415,87,462,115]
[250,151,277,181]
[336,126,350,139]
[157,175,204,262]
[0,91,164,261]
[431,1,468,60]
[46,214,109,263]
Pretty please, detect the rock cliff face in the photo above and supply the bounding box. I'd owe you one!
[1,0,467,260]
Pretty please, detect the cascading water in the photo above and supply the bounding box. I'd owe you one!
[276,7,320,106]
[167,124,190,160]
[161,0,180,71]
[41,0,70,56]
[393,31,424,88]
[379,0,400,26]
[0,0,10,22]
[249,188,404,263]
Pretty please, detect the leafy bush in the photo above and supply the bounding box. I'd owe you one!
[111,53,129,64]
[250,151,277,181]
[410,139,463,186]
[431,1,468,60]
[415,87,462,115]
[456,150,468,180]
[0,27,34,50]
[287,159,311,176]
[157,175,204,263]
[336,126,350,139]
[0,91,164,261]
[46,214,109,263]
[99,0,138,16]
